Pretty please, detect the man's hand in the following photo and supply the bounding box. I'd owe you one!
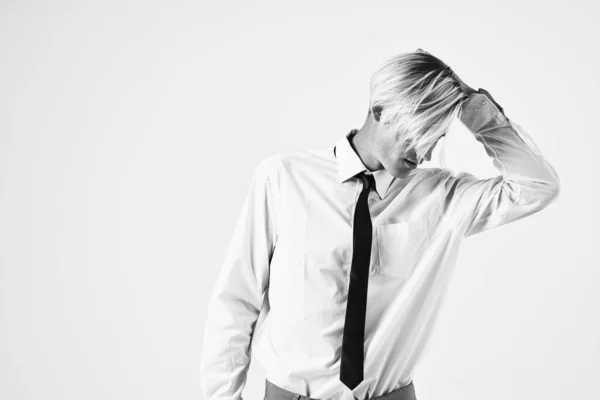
[415,48,477,95]
[415,48,504,113]
[453,79,504,114]
[448,68,477,96]
[448,71,505,114]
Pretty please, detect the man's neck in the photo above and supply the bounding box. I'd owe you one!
[349,128,383,172]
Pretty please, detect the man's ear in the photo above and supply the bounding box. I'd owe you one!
[371,105,383,122]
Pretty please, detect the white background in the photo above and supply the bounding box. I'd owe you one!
[1,1,597,399]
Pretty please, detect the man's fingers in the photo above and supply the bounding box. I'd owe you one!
[415,49,477,95]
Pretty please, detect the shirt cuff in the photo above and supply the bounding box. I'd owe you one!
[459,92,506,133]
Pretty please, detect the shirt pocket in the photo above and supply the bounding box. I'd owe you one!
[375,219,430,279]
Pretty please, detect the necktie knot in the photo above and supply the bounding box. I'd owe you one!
[359,172,375,192]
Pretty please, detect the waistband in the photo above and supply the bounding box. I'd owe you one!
[264,379,416,400]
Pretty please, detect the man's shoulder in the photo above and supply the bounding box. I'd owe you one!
[257,147,332,174]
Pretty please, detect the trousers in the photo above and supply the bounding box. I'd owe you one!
[264,379,417,400]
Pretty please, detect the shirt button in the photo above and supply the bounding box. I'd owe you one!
[482,100,487,104]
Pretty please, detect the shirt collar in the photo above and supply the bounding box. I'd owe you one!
[331,129,396,198]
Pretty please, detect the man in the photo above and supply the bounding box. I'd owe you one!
[199,49,561,400]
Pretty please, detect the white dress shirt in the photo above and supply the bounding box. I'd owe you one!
[199,93,561,400]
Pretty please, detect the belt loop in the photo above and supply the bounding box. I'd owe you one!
[293,395,300,400]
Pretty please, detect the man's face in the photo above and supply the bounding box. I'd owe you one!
[373,120,444,178]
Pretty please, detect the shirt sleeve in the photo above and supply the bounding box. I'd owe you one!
[445,92,561,238]
[199,155,280,400]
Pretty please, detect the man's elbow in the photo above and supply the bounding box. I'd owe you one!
[540,180,561,208]
[517,180,560,211]
[544,164,561,206]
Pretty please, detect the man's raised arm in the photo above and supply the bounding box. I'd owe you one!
[444,90,561,238]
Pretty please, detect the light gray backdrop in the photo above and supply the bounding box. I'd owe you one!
[1,1,597,399]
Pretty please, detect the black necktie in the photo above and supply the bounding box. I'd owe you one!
[340,171,375,390]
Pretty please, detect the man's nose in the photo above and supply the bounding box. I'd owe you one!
[420,147,434,164]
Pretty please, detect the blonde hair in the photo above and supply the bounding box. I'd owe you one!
[368,49,469,166]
